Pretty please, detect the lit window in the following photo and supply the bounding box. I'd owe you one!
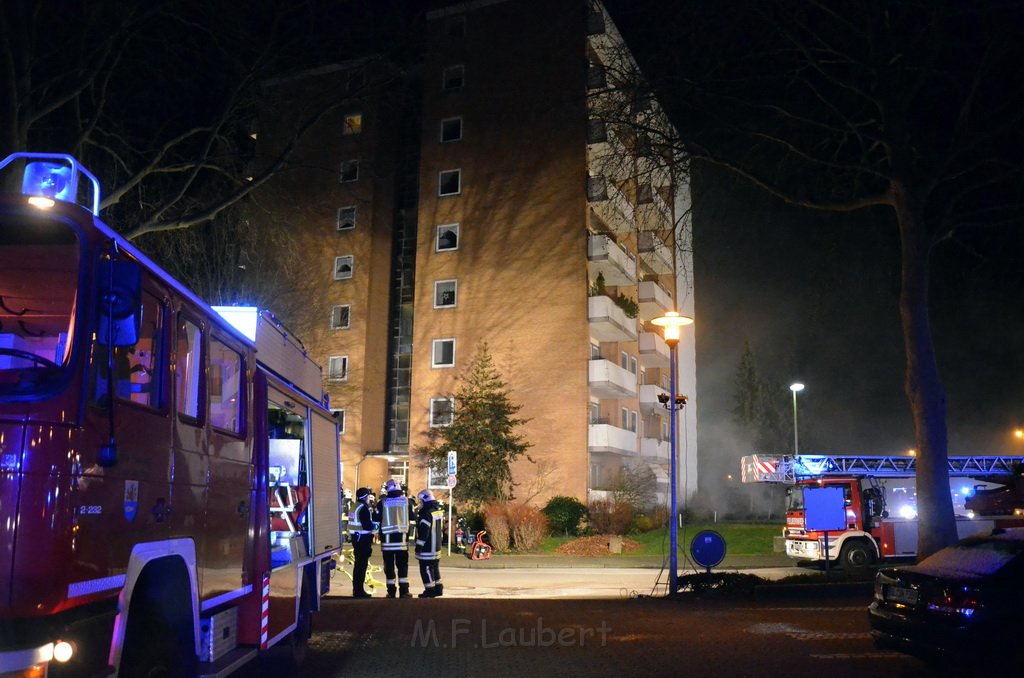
[436,223,459,251]
[432,338,455,368]
[328,356,348,381]
[430,397,454,427]
[443,64,464,91]
[439,169,461,196]
[434,280,457,308]
[331,305,350,329]
[334,255,354,280]
[339,160,359,183]
[343,113,362,135]
[337,206,356,231]
[440,117,463,143]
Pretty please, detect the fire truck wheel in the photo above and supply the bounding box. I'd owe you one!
[839,540,875,571]
[119,563,197,678]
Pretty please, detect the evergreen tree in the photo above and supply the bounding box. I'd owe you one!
[420,342,531,505]
[732,339,788,452]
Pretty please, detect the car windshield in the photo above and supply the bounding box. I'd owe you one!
[0,213,80,398]
[915,533,1024,578]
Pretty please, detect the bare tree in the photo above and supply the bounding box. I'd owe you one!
[602,0,1024,557]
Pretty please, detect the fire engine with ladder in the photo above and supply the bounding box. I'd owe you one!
[0,153,343,676]
[742,453,1024,569]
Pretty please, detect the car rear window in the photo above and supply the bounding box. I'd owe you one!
[916,537,1024,577]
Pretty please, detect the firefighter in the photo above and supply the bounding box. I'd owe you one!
[374,479,412,598]
[414,489,444,597]
[349,487,376,598]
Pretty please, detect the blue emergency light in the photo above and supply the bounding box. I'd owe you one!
[0,152,101,215]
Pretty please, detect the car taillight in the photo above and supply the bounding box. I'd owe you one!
[926,586,981,618]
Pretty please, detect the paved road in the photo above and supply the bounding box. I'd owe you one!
[264,594,929,678]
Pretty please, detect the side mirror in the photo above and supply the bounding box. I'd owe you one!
[97,260,141,347]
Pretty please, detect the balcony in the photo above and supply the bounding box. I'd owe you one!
[640,437,670,461]
[638,231,673,275]
[639,384,669,416]
[588,233,637,286]
[588,423,637,455]
[638,332,670,368]
[588,295,637,343]
[637,280,672,321]
[588,358,637,400]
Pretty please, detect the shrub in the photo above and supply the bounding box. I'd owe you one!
[648,505,670,528]
[483,503,511,552]
[542,496,589,536]
[506,503,548,552]
[587,499,633,535]
[631,513,654,533]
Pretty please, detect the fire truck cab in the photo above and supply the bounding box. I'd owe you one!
[743,454,1021,569]
[0,153,342,677]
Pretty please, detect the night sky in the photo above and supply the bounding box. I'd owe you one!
[604,0,1024,482]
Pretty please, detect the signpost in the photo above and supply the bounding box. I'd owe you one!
[447,451,457,556]
[803,485,846,579]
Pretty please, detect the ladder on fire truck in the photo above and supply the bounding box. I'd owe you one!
[741,453,1023,484]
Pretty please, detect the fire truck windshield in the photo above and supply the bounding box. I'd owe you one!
[0,213,80,398]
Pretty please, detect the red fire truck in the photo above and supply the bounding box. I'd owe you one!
[0,153,343,676]
[741,453,1022,569]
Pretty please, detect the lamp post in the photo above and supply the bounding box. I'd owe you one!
[651,310,694,597]
[790,382,804,455]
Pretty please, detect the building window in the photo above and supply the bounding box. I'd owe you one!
[662,420,669,441]
[334,255,354,280]
[446,16,466,38]
[93,291,165,410]
[589,402,600,424]
[587,175,607,202]
[591,463,601,488]
[432,338,455,368]
[630,410,639,433]
[438,169,461,196]
[343,113,362,135]
[337,206,356,231]
[620,407,628,430]
[440,117,463,143]
[637,182,654,204]
[587,119,607,144]
[587,63,606,90]
[620,351,629,370]
[590,342,601,360]
[630,356,638,375]
[330,305,350,329]
[332,408,346,434]
[434,280,457,308]
[443,64,464,91]
[339,160,359,183]
[428,465,448,489]
[436,223,459,251]
[328,356,348,381]
[430,397,454,427]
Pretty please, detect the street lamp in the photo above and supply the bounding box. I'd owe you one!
[789,383,804,455]
[651,310,694,597]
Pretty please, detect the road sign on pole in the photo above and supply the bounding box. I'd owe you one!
[446,474,457,488]
[447,450,458,475]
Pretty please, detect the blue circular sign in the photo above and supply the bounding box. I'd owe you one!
[690,530,726,569]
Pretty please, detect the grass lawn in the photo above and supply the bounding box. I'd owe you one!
[539,522,782,557]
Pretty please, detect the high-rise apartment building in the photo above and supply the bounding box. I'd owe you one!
[254,0,697,507]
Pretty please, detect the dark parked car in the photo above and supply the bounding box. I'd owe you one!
[868,527,1024,664]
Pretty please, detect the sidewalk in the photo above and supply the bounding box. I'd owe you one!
[438,551,795,570]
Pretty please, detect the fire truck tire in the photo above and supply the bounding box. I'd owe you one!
[839,540,875,571]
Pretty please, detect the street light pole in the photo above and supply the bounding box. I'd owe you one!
[652,311,694,598]
[790,383,804,455]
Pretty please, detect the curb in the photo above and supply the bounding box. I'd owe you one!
[753,582,873,599]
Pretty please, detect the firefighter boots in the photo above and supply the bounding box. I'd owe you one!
[399,584,412,598]
[386,586,397,598]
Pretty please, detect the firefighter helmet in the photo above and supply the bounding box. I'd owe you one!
[356,487,371,500]
[385,479,400,493]
[417,489,435,503]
